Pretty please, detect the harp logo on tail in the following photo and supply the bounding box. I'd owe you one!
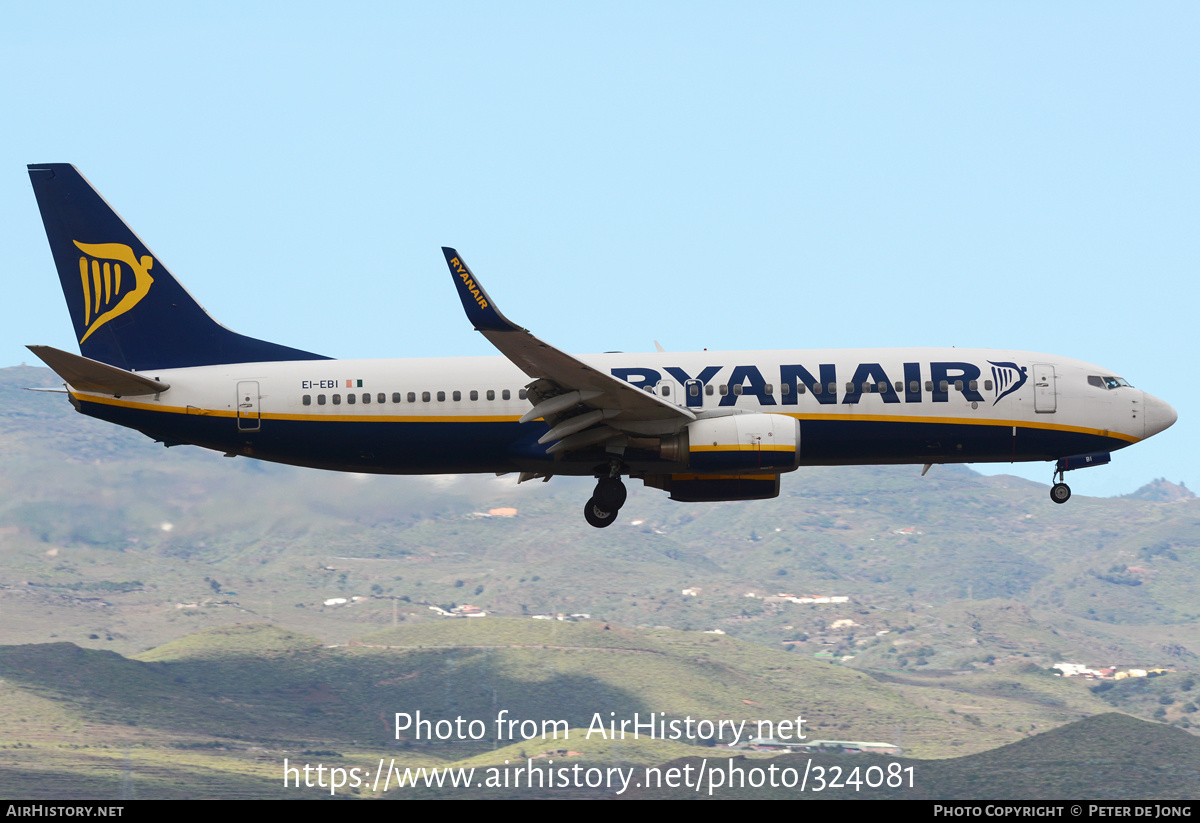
[73,241,155,343]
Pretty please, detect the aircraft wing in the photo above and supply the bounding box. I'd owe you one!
[441,248,694,435]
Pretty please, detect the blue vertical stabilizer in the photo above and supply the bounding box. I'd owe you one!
[28,164,329,371]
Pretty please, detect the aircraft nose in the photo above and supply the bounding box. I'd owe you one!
[1143,391,1178,438]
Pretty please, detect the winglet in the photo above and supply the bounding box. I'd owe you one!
[441,247,519,332]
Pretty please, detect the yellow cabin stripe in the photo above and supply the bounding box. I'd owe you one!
[72,393,1140,443]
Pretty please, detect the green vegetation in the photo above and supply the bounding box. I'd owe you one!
[1,364,1198,798]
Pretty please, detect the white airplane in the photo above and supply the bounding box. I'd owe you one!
[26,164,1177,527]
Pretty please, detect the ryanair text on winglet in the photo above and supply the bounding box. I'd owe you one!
[450,257,488,310]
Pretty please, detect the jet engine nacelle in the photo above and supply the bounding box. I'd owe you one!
[660,413,801,474]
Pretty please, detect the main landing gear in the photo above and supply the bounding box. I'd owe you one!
[584,466,627,528]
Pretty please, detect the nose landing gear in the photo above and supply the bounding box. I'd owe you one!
[1048,451,1110,504]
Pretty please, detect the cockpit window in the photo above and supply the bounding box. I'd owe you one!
[1089,375,1133,390]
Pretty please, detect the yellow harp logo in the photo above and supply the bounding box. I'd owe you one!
[73,241,155,343]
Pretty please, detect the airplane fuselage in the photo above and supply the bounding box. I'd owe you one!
[27,164,1177,524]
[69,347,1164,478]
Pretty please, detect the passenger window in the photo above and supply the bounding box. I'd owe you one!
[705,385,714,396]
[812,383,821,394]
[781,383,790,396]
[470,390,478,401]
[894,381,903,393]
[502,390,511,400]
[846,382,855,393]
[452,390,461,402]
[954,380,963,391]
[317,394,326,405]
[797,383,806,395]
[765,384,773,395]
[362,393,370,404]
[939,381,949,392]
[408,392,416,403]
[925,381,933,392]
[983,381,992,392]
[689,384,699,397]
[519,389,527,400]
[719,385,728,395]
[437,391,446,402]
[487,390,495,401]
[422,391,430,402]
[333,394,341,405]
[391,392,400,403]
[969,380,977,392]
[661,385,671,396]
[346,393,356,405]
[302,394,311,406]
[910,381,919,393]
[827,382,836,394]
[732,384,743,395]
[879,382,889,393]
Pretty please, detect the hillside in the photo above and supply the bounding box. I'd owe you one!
[0,621,1160,799]
[1,363,1197,798]
[620,713,1200,800]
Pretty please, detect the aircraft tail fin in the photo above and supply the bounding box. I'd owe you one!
[27,164,329,371]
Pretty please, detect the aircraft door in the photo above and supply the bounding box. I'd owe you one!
[655,378,684,406]
[237,381,261,431]
[1033,365,1056,414]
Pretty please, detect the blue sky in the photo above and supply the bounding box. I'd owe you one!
[2,2,1195,497]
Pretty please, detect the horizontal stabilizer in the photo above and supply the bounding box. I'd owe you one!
[26,345,169,396]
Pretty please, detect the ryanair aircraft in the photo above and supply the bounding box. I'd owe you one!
[27,164,1178,527]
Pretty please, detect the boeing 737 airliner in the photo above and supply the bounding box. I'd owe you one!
[26,164,1177,526]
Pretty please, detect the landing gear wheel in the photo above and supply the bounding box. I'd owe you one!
[1050,483,1071,504]
[584,498,617,528]
[593,477,627,511]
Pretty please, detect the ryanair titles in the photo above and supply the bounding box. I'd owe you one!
[612,361,1029,407]
[448,256,489,311]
